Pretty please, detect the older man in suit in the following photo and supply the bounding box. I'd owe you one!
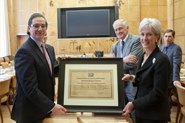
[159,29,182,106]
[11,13,67,123]
[109,19,143,102]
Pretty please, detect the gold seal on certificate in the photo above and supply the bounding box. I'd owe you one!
[68,70,114,100]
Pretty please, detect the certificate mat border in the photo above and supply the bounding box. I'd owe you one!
[58,58,124,113]
[64,65,117,106]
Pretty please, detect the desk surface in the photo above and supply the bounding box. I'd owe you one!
[43,112,132,123]
[0,69,15,82]
[180,70,185,79]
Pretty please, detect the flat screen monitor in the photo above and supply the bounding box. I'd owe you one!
[66,10,110,37]
[57,6,119,38]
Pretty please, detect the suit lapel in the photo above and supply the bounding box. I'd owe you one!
[122,34,132,57]
[160,44,165,52]
[115,40,122,57]
[136,53,144,72]
[28,37,51,76]
[166,42,174,56]
[137,47,160,73]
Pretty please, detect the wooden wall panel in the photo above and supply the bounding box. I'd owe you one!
[8,0,169,55]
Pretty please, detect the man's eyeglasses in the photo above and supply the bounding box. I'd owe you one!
[30,24,46,29]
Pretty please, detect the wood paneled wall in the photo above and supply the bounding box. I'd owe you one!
[8,0,169,55]
[173,0,185,54]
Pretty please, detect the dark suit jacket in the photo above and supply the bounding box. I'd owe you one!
[159,42,182,88]
[11,37,58,123]
[132,47,171,120]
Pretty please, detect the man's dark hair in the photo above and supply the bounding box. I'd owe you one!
[27,13,48,35]
[164,29,175,37]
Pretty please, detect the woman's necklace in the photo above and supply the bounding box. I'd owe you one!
[142,54,149,64]
[144,54,149,60]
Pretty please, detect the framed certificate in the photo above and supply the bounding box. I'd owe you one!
[58,58,125,113]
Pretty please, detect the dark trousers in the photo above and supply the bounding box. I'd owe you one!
[168,88,172,97]
[136,115,167,123]
[17,121,43,123]
[168,88,174,109]
[16,119,44,123]
[125,94,136,123]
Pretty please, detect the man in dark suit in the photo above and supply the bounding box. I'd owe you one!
[159,29,182,98]
[109,19,143,102]
[11,13,67,123]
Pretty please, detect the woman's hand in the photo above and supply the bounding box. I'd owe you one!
[122,74,133,81]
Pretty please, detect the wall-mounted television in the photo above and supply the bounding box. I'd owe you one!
[57,6,119,38]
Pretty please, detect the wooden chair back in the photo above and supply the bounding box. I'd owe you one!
[1,62,9,68]
[0,58,4,64]
[0,78,11,96]
[176,84,185,123]
[0,77,11,123]
[10,60,14,66]
[4,57,10,63]
[176,84,185,106]
[9,76,16,96]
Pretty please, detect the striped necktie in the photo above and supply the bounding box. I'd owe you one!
[164,46,168,54]
[41,43,52,75]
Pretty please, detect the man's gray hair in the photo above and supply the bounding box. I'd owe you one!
[139,18,162,45]
[113,19,128,27]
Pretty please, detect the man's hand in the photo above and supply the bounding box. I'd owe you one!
[52,104,67,115]
[122,74,133,81]
[123,54,137,63]
[57,55,70,64]
[173,81,182,87]
[123,102,134,115]
[109,53,116,58]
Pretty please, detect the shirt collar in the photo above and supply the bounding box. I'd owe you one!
[30,36,44,47]
[123,34,128,42]
[120,34,128,44]
[165,42,173,48]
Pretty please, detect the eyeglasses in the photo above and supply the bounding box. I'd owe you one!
[30,24,46,29]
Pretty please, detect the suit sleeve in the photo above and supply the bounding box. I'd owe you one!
[172,46,182,81]
[15,48,55,113]
[133,57,171,109]
[124,37,143,70]
[50,46,59,77]
[110,43,117,55]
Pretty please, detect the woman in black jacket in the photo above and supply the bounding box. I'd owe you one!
[122,18,171,123]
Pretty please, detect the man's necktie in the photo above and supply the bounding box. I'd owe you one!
[41,43,52,75]
[164,46,168,54]
[122,40,124,54]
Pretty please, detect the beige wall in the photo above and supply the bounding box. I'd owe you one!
[173,0,185,54]
[8,0,169,55]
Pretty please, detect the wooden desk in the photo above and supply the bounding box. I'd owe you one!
[179,70,185,86]
[42,112,133,123]
[0,70,15,82]
[0,70,15,81]
[180,69,185,80]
